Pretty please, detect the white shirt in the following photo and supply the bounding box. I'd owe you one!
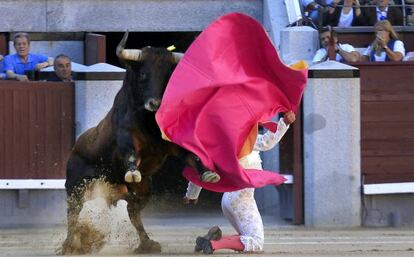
[363,40,405,62]
[338,8,354,27]
[312,43,355,63]
[376,6,388,22]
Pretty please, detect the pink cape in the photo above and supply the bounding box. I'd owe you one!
[156,13,308,192]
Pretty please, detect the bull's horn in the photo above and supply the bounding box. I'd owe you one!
[116,31,142,61]
[172,52,184,63]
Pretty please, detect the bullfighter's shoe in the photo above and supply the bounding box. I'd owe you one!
[195,226,222,252]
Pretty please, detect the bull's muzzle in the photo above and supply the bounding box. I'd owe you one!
[144,98,161,112]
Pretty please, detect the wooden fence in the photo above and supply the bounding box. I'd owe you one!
[0,81,74,179]
[353,62,414,184]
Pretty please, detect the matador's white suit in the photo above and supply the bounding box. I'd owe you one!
[186,117,289,252]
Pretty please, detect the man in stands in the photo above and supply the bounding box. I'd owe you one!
[48,54,73,82]
[3,32,52,81]
[313,27,361,64]
[362,0,403,26]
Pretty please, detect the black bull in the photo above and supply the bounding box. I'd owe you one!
[59,32,212,255]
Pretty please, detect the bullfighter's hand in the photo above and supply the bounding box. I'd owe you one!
[283,110,296,125]
[183,196,198,205]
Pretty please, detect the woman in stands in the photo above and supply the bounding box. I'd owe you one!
[361,20,405,62]
[325,0,365,27]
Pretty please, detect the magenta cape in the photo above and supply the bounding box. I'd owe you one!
[156,13,308,192]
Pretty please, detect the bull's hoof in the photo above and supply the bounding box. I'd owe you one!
[201,171,220,183]
[56,237,81,255]
[134,239,162,253]
[124,170,142,183]
[57,226,106,255]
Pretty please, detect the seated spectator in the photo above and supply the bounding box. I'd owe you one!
[403,51,414,61]
[47,54,73,82]
[3,32,52,81]
[406,0,414,25]
[361,20,405,61]
[325,0,365,26]
[313,27,361,64]
[361,0,403,26]
[302,0,336,27]
[0,54,5,80]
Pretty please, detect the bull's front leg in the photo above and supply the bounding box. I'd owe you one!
[117,130,142,184]
[58,188,84,255]
[124,151,142,183]
[126,178,161,253]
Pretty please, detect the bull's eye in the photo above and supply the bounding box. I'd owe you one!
[138,71,148,81]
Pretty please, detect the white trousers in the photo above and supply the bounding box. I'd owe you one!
[221,151,264,252]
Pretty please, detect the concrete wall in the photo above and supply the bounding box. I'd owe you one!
[71,63,125,137]
[279,26,319,65]
[256,1,289,216]
[0,190,66,228]
[263,0,289,48]
[303,61,361,227]
[0,0,262,32]
[363,195,414,227]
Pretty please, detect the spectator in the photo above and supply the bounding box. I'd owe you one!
[313,27,361,64]
[47,54,73,82]
[3,32,52,81]
[403,51,414,60]
[0,54,5,80]
[325,0,365,26]
[361,0,404,26]
[361,20,405,61]
[301,0,336,27]
[406,0,414,25]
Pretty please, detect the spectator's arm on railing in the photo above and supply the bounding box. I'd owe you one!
[35,57,53,71]
[6,70,29,81]
[359,54,369,62]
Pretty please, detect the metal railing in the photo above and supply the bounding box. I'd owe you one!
[301,1,413,27]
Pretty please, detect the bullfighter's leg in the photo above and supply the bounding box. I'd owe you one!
[185,153,220,183]
[126,177,162,253]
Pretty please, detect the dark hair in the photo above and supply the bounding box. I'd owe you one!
[319,27,337,38]
[54,54,71,66]
[13,32,30,45]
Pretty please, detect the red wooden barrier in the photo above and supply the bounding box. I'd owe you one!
[0,81,74,179]
[353,62,414,184]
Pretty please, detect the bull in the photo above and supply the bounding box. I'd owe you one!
[59,32,218,255]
